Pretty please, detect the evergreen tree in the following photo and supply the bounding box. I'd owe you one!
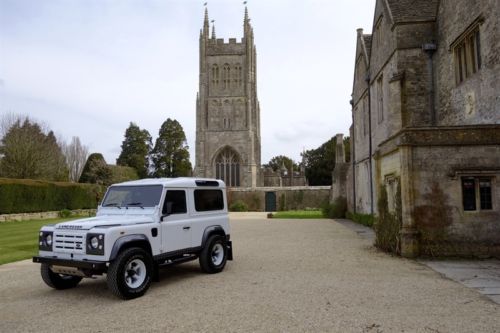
[0,118,68,181]
[263,155,298,172]
[116,122,152,178]
[45,130,69,181]
[302,137,337,186]
[79,153,112,185]
[151,118,192,177]
[302,136,351,185]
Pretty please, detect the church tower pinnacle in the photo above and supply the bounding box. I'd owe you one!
[203,7,209,37]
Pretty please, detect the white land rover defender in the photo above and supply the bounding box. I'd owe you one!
[33,178,233,299]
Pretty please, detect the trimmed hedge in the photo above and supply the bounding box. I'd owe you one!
[0,178,105,214]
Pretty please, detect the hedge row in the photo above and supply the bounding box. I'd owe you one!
[0,178,106,214]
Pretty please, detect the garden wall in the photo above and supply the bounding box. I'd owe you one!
[228,186,331,212]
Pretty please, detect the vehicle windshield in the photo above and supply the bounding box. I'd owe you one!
[101,185,163,208]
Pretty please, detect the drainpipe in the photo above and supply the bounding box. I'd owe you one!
[365,74,374,215]
[423,43,437,126]
[350,99,356,214]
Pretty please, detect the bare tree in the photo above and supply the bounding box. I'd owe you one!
[0,112,48,139]
[63,136,89,182]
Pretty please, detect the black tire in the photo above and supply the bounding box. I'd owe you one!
[107,247,153,300]
[199,235,227,274]
[40,264,82,290]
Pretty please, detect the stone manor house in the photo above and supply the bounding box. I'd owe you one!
[347,0,500,257]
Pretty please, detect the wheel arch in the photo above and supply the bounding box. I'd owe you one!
[201,226,226,249]
[109,234,152,261]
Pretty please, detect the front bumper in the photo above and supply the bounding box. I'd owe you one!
[33,256,107,271]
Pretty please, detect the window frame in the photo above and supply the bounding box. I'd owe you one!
[194,189,225,212]
[461,176,494,212]
[162,190,187,215]
[376,75,384,124]
[451,17,483,85]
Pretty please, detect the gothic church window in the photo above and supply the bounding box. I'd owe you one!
[215,147,240,187]
[452,22,481,85]
[234,64,242,86]
[211,64,219,87]
[223,63,231,89]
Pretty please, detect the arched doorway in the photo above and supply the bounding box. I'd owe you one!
[215,147,241,187]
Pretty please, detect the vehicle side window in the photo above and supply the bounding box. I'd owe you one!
[162,190,187,215]
[194,189,224,211]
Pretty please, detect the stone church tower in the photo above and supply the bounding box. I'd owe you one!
[194,7,261,187]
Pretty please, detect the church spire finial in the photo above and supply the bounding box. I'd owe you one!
[211,20,216,39]
[243,5,250,35]
[203,6,209,36]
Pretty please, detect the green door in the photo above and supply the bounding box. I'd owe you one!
[265,192,276,212]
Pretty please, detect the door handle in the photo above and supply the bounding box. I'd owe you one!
[183,226,191,230]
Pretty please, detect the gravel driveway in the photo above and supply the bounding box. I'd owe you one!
[1,217,499,332]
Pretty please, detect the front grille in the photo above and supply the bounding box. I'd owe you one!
[54,232,85,254]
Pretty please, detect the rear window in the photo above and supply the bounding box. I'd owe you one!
[194,190,224,211]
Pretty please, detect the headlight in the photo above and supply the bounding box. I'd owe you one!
[86,233,105,255]
[90,236,99,249]
[46,234,52,246]
[39,231,53,251]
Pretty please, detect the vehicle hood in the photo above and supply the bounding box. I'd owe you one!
[55,215,155,231]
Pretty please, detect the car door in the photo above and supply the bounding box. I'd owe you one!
[160,189,191,253]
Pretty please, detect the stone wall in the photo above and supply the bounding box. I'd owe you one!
[0,209,97,222]
[408,144,500,257]
[228,187,330,212]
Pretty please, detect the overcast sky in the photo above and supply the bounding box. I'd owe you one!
[0,0,375,166]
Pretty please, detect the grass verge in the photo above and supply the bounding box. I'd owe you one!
[0,217,82,265]
[271,210,324,219]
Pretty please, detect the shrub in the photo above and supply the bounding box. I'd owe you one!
[346,212,375,227]
[321,196,347,219]
[58,209,72,218]
[374,183,402,254]
[229,200,248,212]
[109,165,139,184]
[0,178,105,214]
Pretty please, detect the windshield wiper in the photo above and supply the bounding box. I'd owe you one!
[103,203,121,209]
[125,202,144,209]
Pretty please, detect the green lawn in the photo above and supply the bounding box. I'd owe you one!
[0,217,81,265]
[271,210,324,219]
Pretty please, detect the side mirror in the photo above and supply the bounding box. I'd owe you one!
[161,202,173,221]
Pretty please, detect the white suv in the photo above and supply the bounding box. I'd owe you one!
[33,178,233,299]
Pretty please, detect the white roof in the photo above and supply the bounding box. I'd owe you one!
[112,177,226,188]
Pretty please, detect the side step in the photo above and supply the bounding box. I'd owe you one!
[158,254,198,268]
